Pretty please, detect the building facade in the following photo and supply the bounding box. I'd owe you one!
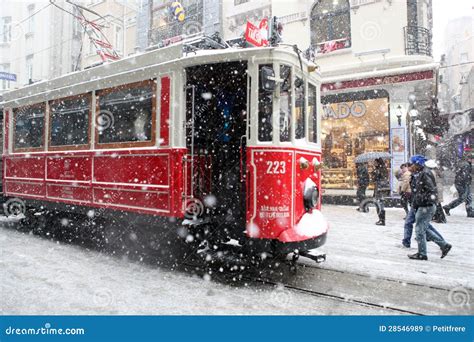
[223,0,436,199]
[80,0,139,69]
[0,1,82,94]
[437,16,473,167]
[137,0,437,200]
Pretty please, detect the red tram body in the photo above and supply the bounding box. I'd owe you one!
[1,43,328,258]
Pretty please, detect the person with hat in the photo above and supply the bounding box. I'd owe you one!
[407,155,452,260]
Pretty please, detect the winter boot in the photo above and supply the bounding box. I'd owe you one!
[441,244,452,258]
[467,208,474,218]
[375,210,385,226]
[408,253,428,260]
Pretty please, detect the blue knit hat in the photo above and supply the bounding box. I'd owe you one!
[410,154,427,166]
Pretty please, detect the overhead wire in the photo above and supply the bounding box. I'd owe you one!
[13,2,52,27]
[4,2,139,67]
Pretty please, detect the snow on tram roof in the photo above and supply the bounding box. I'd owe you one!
[1,42,318,107]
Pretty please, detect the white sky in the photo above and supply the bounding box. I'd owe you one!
[432,0,474,60]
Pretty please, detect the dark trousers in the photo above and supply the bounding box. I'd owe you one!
[445,185,473,215]
[356,185,367,204]
[403,207,445,247]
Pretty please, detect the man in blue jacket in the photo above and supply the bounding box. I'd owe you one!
[408,155,452,260]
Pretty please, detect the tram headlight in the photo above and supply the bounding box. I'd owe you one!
[312,158,322,173]
[303,179,319,211]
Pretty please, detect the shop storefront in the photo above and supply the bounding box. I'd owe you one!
[321,90,390,192]
[320,69,437,201]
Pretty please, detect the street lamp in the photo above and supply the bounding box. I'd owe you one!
[396,105,403,126]
[409,109,418,118]
[408,108,419,156]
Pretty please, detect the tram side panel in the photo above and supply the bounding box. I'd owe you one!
[3,148,187,218]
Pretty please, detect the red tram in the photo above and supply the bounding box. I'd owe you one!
[1,42,328,261]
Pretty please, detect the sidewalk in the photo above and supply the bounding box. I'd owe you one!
[315,203,473,290]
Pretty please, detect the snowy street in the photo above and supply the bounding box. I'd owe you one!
[1,203,472,315]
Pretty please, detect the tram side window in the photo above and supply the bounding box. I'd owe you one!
[295,77,305,139]
[50,95,90,147]
[97,81,154,145]
[279,65,292,142]
[14,104,45,150]
[258,65,273,142]
[308,83,318,143]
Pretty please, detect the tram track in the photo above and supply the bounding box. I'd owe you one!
[182,256,473,316]
[250,275,425,315]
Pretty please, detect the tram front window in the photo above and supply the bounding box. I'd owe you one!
[280,65,292,142]
[258,64,273,142]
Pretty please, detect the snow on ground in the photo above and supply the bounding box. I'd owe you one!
[0,218,394,315]
[0,200,472,315]
[316,200,474,290]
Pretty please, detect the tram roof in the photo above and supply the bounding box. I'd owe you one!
[1,43,320,108]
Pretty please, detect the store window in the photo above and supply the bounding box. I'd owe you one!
[310,0,351,53]
[50,95,91,148]
[115,25,123,54]
[295,77,305,139]
[1,16,12,43]
[150,0,203,45]
[26,55,33,83]
[279,65,291,142]
[97,81,155,145]
[308,83,317,143]
[321,90,390,190]
[27,4,35,34]
[14,103,45,150]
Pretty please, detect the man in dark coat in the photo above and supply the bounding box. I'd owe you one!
[443,157,473,217]
[408,155,452,260]
[372,158,389,225]
[356,162,369,211]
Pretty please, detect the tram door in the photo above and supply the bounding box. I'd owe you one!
[185,62,248,239]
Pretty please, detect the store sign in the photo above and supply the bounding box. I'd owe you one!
[0,72,17,82]
[350,0,380,7]
[244,19,268,47]
[322,70,434,93]
[323,101,367,119]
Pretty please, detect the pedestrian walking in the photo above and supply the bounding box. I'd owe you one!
[396,163,411,218]
[402,161,445,248]
[371,158,390,226]
[443,156,473,218]
[356,162,370,211]
[425,159,447,223]
[407,155,452,260]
